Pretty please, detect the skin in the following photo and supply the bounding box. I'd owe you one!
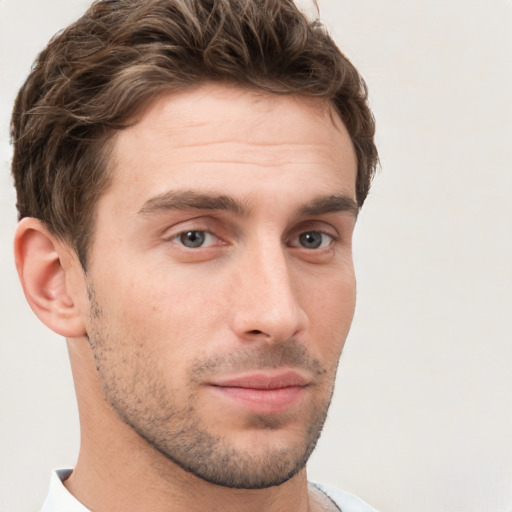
[15,83,358,512]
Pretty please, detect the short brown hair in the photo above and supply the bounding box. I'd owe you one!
[11,0,378,268]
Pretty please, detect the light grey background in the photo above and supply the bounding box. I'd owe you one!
[1,1,511,511]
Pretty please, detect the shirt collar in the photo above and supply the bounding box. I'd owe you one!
[39,469,377,512]
[40,469,90,512]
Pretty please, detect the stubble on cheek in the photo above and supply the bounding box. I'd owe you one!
[83,282,344,489]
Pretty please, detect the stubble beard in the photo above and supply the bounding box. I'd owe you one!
[86,287,338,489]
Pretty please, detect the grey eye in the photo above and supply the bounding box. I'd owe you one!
[299,231,324,249]
[179,231,207,248]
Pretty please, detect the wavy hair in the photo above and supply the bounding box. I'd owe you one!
[11,0,378,268]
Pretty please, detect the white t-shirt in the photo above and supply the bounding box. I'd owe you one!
[40,469,378,512]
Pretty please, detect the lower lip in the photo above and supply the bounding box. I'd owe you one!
[208,385,306,414]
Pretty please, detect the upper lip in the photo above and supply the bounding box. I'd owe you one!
[208,370,310,390]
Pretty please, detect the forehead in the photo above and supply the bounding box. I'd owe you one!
[104,83,357,208]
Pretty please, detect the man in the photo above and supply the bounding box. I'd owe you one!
[10,0,378,510]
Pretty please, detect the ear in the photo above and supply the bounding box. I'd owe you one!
[14,218,87,338]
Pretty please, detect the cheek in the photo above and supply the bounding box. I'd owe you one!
[302,263,356,316]
[92,264,228,362]
[300,267,356,354]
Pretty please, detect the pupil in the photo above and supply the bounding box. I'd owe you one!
[300,232,322,249]
[181,231,205,248]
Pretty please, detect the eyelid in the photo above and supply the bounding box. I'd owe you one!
[160,215,219,239]
[288,218,340,240]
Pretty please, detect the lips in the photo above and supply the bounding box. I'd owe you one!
[206,370,310,414]
[210,370,309,389]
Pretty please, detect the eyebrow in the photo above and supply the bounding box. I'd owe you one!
[297,195,359,218]
[138,190,358,219]
[138,190,250,216]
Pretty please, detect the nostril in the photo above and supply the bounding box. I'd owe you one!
[248,329,264,335]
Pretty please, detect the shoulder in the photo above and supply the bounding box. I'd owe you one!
[311,482,379,512]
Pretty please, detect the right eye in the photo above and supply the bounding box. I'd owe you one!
[172,230,218,248]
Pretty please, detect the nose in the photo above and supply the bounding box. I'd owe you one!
[229,241,308,344]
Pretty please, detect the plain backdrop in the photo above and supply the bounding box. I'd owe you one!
[1,1,511,511]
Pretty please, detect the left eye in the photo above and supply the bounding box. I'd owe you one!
[294,231,333,249]
[173,230,217,248]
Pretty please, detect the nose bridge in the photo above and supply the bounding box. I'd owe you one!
[230,235,306,342]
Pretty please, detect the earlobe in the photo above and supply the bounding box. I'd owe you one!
[14,218,87,338]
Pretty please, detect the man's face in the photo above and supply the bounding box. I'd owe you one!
[82,83,358,488]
